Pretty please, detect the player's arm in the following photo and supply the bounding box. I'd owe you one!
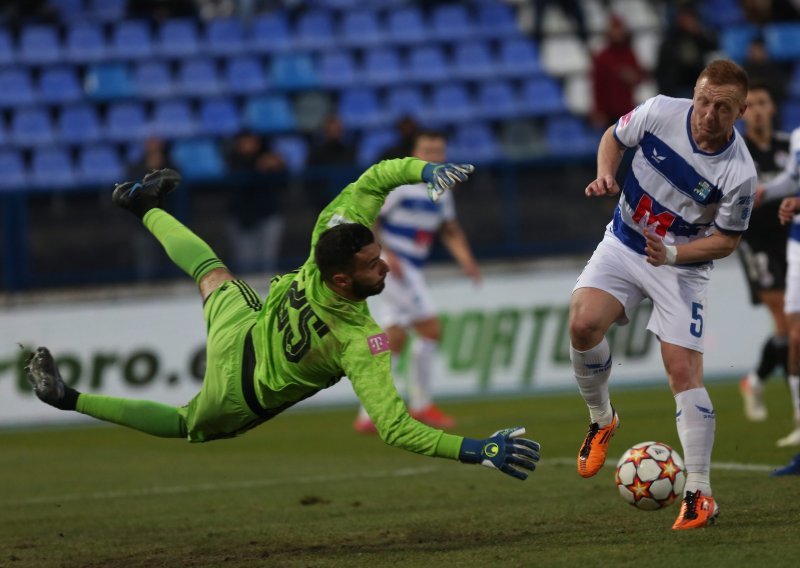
[644,227,741,266]
[439,220,480,283]
[585,124,626,197]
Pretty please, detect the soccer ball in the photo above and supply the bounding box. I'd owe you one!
[615,441,685,511]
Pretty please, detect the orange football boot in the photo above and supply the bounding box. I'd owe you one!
[577,411,619,478]
[672,490,719,530]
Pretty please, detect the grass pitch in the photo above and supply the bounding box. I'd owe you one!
[2,380,800,568]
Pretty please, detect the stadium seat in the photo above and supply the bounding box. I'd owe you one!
[199,98,240,136]
[250,12,292,53]
[269,54,318,90]
[65,24,107,63]
[58,105,103,145]
[0,69,36,108]
[721,25,759,62]
[357,128,397,166]
[206,18,246,56]
[499,38,542,77]
[106,102,149,142]
[364,48,404,86]
[452,41,496,80]
[386,7,427,45]
[110,21,154,60]
[338,88,384,128]
[781,101,800,133]
[158,19,200,58]
[171,138,226,180]
[38,67,83,105]
[341,11,383,48]
[789,63,800,99]
[476,82,519,120]
[77,145,124,185]
[152,100,196,138]
[385,87,425,121]
[294,92,332,132]
[224,56,268,95]
[11,109,55,147]
[519,78,567,116]
[431,4,474,40]
[449,123,499,163]
[426,84,473,123]
[50,0,85,24]
[295,10,335,50]
[546,117,600,156]
[476,3,518,38]
[272,135,308,172]
[0,29,15,66]
[19,25,61,65]
[86,0,127,23]
[30,147,76,189]
[408,46,449,83]
[701,0,747,30]
[245,95,296,133]
[133,61,174,99]
[764,23,800,61]
[0,150,27,190]
[318,51,359,89]
[177,59,221,96]
[85,63,135,101]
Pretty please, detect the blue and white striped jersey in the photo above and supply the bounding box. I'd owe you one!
[378,182,455,267]
[611,95,757,258]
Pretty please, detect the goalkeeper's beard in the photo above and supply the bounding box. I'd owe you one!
[351,279,385,300]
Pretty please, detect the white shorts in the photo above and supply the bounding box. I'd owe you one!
[370,257,437,328]
[784,239,800,314]
[573,234,712,352]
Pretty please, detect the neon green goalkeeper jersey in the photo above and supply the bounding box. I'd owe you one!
[250,158,463,460]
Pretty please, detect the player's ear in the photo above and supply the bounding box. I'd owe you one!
[331,272,351,289]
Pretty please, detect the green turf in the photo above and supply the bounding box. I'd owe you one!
[2,380,800,568]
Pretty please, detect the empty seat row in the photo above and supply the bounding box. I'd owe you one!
[0,145,124,190]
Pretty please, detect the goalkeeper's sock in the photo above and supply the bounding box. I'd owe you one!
[410,338,437,412]
[675,387,715,496]
[571,338,613,426]
[143,209,226,285]
[76,393,187,438]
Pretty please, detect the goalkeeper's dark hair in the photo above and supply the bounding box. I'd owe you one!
[314,223,375,281]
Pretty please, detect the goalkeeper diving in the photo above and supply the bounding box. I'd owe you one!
[25,158,541,480]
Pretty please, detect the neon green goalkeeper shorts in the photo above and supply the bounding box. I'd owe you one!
[178,279,265,442]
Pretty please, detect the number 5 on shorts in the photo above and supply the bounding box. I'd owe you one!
[690,302,703,338]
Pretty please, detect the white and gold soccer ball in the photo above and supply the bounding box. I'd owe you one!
[615,441,686,511]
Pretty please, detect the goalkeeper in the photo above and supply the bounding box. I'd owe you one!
[25,159,540,480]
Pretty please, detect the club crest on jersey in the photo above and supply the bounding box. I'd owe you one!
[367,333,390,355]
[619,106,637,129]
[693,180,713,201]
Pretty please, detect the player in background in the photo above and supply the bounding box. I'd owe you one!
[765,126,800,449]
[25,160,541,481]
[354,131,481,433]
[569,60,756,529]
[737,84,791,422]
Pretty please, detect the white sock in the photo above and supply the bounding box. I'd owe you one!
[789,375,800,424]
[747,370,763,393]
[675,387,715,496]
[570,338,613,426]
[410,338,437,411]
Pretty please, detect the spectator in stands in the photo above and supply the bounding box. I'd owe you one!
[380,116,420,160]
[226,131,288,273]
[655,6,717,99]
[590,14,647,129]
[127,137,174,180]
[307,114,357,213]
[742,37,789,106]
[532,0,589,45]
[127,0,197,22]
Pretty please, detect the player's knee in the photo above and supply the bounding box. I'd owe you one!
[199,268,236,302]
[568,314,604,347]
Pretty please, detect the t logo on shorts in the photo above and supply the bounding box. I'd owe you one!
[367,333,390,355]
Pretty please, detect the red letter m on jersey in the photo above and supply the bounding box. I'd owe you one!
[631,195,675,237]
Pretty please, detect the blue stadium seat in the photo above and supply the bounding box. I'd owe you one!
[387,7,427,45]
[206,18,245,56]
[499,38,541,77]
[546,117,599,156]
[764,23,800,61]
[65,24,107,63]
[432,4,474,40]
[426,84,473,123]
[152,100,196,138]
[158,19,200,58]
[318,51,359,89]
[296,10,335,50]
[171,138,226,180]
[106,102,149,142]
[133,61,174,99]
[341,11,383,47]
[385,87,425,120]
[453,41,496,80]
[520,78,566,116]
[364,48,403,86]
[58,105,103,145]
[408,46,449,83]
[357,128,397,165]
[0,150,27,190]
[86,0,127,23]
[789,63,800,99]
[781,101,800,132]
[85,63,134,100]
[245,95,296,133]
[39,67,83,105]
[78,145,124,185]
[110,21,154,60]
[199,98,240,136]
[721,25,759,62]
[31,148,76,189]
[0,29,15,66]
[177,59,221,96]
[19,25,61,65]
[272,135,308,172]
[700,0,746,29]
[339,88,384,128]
[250,12,292,53]
[269,54,318,90]
[11,108,55,147]
[0,69,36,108]
[225,56,268,95]
[476,3,519,38]
[449,123,499,163]
[477,82,518,119]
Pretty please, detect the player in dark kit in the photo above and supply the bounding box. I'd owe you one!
[737,83,792,422]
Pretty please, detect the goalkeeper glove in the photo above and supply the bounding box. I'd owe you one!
[459,427,541,480]
[421,163,475,203]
